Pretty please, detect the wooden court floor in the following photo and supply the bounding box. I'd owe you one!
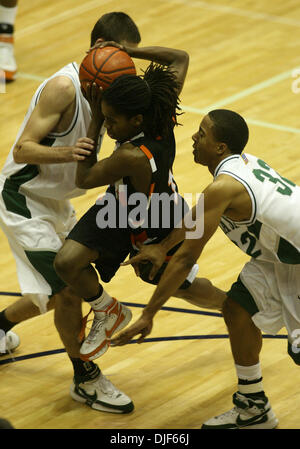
[0,0,300,430]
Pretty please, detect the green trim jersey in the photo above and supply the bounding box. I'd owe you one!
[0,63,104,308]
[214,153,300,265]
[0,62,103,201]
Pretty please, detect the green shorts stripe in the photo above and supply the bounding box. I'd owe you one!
[2,164,39,218]
[25,250,66,296]
[227,276,259,316]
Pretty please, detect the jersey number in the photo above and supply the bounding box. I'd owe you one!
[232,232,262,258]
[252,159,295,196]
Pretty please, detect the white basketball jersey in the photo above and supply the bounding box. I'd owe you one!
[214,153,300,264]
[1,62,104,200]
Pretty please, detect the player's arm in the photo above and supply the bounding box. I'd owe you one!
[112,178,235,345]
[75,143,147,189]
[125,45,189,95]
[93,41,189,95]
[13,76,92,164]
[121,205,198,279]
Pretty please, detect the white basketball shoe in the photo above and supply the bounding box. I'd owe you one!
[80,298,132,361]
[70,371,134,414]
[202,392,278,429]
[0,330,20,355]
[0,34,17,81]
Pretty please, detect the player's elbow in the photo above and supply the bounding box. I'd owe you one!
[13,142,26,164]
[75,174,94,190]
[75,177,88,189]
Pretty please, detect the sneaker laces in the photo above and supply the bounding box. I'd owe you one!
[85,313,107,343]
[233,392,267,416]
[98,374,121,398]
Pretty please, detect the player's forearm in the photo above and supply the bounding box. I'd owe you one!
[125,46,189,68]
[159,226,186,253]
[87,115,104,143]
[142,254,196,318]
[13,141,75,164]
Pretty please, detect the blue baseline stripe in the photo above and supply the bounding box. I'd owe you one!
[0,291,223,317]
[0,334,288,366]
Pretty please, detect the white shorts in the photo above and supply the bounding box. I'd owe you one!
[229,258,300,346]
[0,179,77,311]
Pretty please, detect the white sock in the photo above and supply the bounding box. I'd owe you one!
[88,289,114,311]
[0,5,18,26]
[235,363,264,395]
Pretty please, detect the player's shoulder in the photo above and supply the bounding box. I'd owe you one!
[45,75,76,98]
[38,75,76,111]
[114,142,150,168]
[206,173,245,200]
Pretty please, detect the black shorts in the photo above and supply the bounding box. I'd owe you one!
[130,242,193,290]
[67,204,132,283]
[67,203,193,290]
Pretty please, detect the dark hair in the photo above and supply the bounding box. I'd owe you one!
[102,63,181,139]
[208,109,249,154]
[0,418,14,429]
[91,12,141,47]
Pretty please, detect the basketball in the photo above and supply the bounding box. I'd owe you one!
[79,46,136,92]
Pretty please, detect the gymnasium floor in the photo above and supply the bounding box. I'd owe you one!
[0,0,300,431]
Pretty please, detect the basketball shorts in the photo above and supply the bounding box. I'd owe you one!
[0,179,76,312]
[228,258,300,354]
[67,202,199,289]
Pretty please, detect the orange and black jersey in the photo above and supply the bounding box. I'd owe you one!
[106,130,188,245]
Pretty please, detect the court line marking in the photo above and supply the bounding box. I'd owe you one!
[0,334,288,366]
[0,292,287,366]
[0,291,222,317]
[164,0,300,28]
[182,105,300,135]
[15,70,300,135]
[199,69,297,111]
[15,0,113,39]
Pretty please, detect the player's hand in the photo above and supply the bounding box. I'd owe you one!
[88,39,125,52]
[111,315,153,346]
[72,137,95,161]
[121,242,167,280]
[85,82,103,121]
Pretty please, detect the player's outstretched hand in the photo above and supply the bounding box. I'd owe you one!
[121,242,167,280]
[111,315,153,346]
[89,38,125,52]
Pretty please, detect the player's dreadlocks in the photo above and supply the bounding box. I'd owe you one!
[102,62,182,139]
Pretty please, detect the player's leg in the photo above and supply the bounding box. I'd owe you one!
[54,237,132,362]
[0,0,17,81]
[202,265,279,429]
[52,283,134,414]
[54,204,133,362]
[0,294,55,354]
[174,277,226,310]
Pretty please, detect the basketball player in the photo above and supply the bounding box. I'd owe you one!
[0,12,143,414]
[54,46,225,363]
[0,0,17,81]
[112,109,300,429]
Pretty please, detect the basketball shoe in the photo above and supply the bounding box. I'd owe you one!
[0,29,17,81]
[201,392,278,429]
[79,298,132,361]
[0,331,20,355]
[70,370,134,414]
